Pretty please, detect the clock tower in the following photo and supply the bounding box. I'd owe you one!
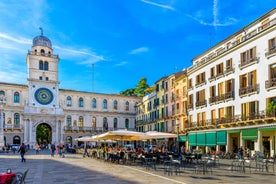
[24,28,63,145]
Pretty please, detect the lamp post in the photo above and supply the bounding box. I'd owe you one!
[0,95,6,148]
[176,119,179,154]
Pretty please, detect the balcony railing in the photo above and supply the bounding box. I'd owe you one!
[209,91,234,104]
[4,124,22,130]
[196,100,207,108]
[28,51,59,59]
[265,47,276,57]
[239,84,259,96]
[239,57,258,68]
[265,78,276,89]
[187,110,276,129]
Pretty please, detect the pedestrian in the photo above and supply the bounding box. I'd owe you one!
[18,143,26,162]
[238,146,244,160]
[51,143,55,157]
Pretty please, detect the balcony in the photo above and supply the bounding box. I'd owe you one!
[238,57,258,69]
[187,104,193,110]
[224,66,235,75]
[265,78,276,90]
[209,91,234,105]
[265,47,276,58]
[4,124,22,131]
[195,80,206,88]
[239,84,259,96]
[196,100,207,108]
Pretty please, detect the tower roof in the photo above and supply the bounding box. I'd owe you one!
[32,27,52,48]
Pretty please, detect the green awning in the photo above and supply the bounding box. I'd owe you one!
[242,129,258,140]
[227,130,240,133]
[179,135,186,142]
[259,127,276,131]
[217,131,227,145]
[188,133,197,146]
[206,132,216,146]
[197,132,206,146]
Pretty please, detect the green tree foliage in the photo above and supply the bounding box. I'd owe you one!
[120,77,150,97]
[266,101,276,116]
[135,77,149,97]
[36,124,51,144]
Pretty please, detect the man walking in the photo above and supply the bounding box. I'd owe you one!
[18,143,26,162]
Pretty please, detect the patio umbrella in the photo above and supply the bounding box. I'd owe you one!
[75,135,98,142]
[96,129,146,141]
[143,131,177,139]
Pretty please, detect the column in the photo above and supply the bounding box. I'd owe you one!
[24,119,27,143]
[29,120,32,143]
[226,132,230,152]
[56,121,59,143]
[257,130,261,152]
[0,108,4,147]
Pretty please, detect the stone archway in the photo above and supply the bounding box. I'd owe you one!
[36,123,52,145]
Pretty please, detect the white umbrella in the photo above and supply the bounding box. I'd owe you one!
[75,135,98,142]
[96,129,146,141]
[143,131,177,139]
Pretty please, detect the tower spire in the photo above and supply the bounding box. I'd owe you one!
[39,27,43,36]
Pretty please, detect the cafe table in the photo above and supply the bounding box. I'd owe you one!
[0,172,16,184]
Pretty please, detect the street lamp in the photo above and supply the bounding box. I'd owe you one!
[176,119,180,154]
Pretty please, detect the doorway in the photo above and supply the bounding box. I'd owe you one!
[36,123,52,145]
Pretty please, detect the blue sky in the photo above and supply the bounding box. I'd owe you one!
[0,1,275,94]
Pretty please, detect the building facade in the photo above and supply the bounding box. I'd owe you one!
[187,8,276,157]
[0,33,141,148]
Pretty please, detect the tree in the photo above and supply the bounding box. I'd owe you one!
[134,77,149,97]
[120,77,150,97]
[266,101,276,116]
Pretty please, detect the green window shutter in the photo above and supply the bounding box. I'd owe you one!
[242,129,258,140]
[196,132,206,146]
[206,132,216,146]
[188,133,197,146]
[217,131,227,145]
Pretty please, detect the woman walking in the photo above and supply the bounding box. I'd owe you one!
[18,143,26,162]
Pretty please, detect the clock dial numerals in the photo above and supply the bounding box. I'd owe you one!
[35,88,53,105]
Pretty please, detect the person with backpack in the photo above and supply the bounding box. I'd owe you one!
[18,143,26,162]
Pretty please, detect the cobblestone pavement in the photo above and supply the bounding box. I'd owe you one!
[0,150,275,184]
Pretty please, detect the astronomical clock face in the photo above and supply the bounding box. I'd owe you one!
[34,88,54,105]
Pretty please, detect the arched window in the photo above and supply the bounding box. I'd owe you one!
[125,119,129,129]
[103,117,108,130]
[92,98,97,108]
[0,90,4,96]
[113,118,118,129]
[66,96,72,107]
[44,61,49,71]
[103,99,107,109]
[66,116,72,127]
[14,92,20,103]
[92,117,97,129]
[41,49,45,55]
[66,136,72,145]
[14,113,20,127]
[73,120,77,126]
[125,101,129,111]
[0,113,5,125]
[79,97,84,107]
[79,116,83,127]
[113,100,118,110]
[39,60,43,70]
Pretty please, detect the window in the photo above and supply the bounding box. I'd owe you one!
[44,61,49,70]
[92,117,96,128]
[210,67,215,78]
[269,38,276,50]
[79,116,83,127]
[156,84,159,92]
[92,98,97,108]
[113,100,118,110]
[66,96,72,107]
[79,97,84,107]
[125,119,129,129]
[66,116,72,127]
[14,113,20,126]
[39,76,42,80]
[103,99,107,109]
[39,60,43,70]
[46,77,49,81]
[114,118,118,129]
[103,117,108,130]
[226,59,232,69]
[240,47,256,66]
[0,90,5,96]
[14,92,20,103]
[216,63,224,76]
[125,101,129,111]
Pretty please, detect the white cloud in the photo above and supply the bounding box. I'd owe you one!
[140,0,175,11]
[129,47,149,54]
[115,61,128,66]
